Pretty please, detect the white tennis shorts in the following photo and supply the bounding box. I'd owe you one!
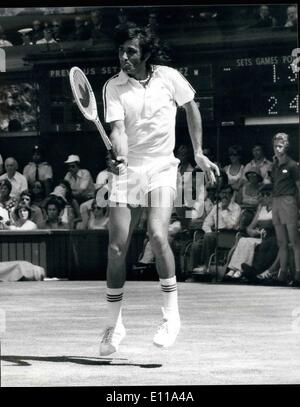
[108,154,180,206]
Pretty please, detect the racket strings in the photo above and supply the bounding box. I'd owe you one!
[73,70,95,118]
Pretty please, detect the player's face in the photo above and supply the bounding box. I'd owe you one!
[119,38,146,78]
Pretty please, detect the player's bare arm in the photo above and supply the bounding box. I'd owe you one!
[108,120,128,174]
[183,100,220,183]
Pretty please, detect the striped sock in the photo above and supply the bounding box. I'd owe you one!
[106,287,124,327]
[160,276,179,319]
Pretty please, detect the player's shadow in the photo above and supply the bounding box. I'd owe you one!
[1,355,162,369]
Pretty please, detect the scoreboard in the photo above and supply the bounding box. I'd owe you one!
[35,51,300,133]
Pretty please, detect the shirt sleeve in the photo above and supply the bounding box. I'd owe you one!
[165,67,195,107]
[103,79,125,123]
[290,161,300,181]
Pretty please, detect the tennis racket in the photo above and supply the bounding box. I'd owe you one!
[69,66,118,161]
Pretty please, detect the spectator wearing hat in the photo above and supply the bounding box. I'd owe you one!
[64,155,95,204]
[23,145,53,196]
[237,166,263,231]
[18,28,33,45]
[40,197,69,230]
[0,157,28,200]
[243,143,272,184]
[271,133,300,286]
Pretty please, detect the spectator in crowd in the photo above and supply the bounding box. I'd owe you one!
[225,183,277,280]
[40,197,69,230]
[36,28,57,44]
[0,205,9,229]
[236,166,262,231]
[223,145,244,194]
[271,133,300,287]
[252,5,276,27]
[11,190,44,228]
[114,8,137,37]
[87,9,109,41]
[79,167,110,229]
[51,19,65,42]
[4,204,37,231]
[284,5,297,29]
[0,179,18,216]
[243,143,272,183]
[49,179,81,229]
[29,180,47,210]
[64,154,95,204]
[31,20,44,43]
[191,185,241,274]
[18,28,33,45]
[23,145,53,196]
[87,198,109,230]
[68,15,90,41]
[0,157,28,199]
[146,12,160,37]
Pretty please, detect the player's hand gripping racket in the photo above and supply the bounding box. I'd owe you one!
[69,66,119,165]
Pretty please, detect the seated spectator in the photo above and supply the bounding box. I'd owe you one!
[87,9,110,41]
[31,20,44,43]
[29,180,47,210]
[236,167,262,231]
[252,5,276,27]
[0,205,10,229]
[11,190,44,228]
[51,19,65,42]
[23,145,53,196]
[284,5,297,29]
[87,198,109,230]
[146,12,160,37]
[78,168,110,229]
[225,183,277,279]
[0,24,13,47]
[0,157,28,199]
[4,204,37,231]
[0,179,18,216]
[40,197,69,230]
[223,145,244,194]
[243,143,272,183]
[68,15,90,41]
[191,185,241,274]
[18,28,33,45]
[36,28,57,44]
[49,179,81,229]
[114,8,137,37]
[64,154,95,204]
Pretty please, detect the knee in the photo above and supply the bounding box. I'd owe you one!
[108,243,126,260]
[149,231,169,253]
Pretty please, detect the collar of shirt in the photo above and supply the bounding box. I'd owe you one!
[115,65,157,86]
[273,155,289,166]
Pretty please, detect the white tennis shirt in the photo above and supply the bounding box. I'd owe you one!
[103,65,195,157]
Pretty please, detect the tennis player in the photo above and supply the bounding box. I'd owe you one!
[100,27,219,355]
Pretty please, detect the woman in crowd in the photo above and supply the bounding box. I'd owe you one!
[29,180,48,210]
[223,145,244,194]
[49,179,81,229]
[11,190,45,228]
[4,204,37,230]
[40,197,69,230]
[225,183,277,279]
[0,179,18,216]
[87,198,109,230]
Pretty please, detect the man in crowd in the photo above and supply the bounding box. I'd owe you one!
[0,157,27,199]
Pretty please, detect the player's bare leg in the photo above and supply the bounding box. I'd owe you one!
[100,205,142,356]
[147,187,181,348]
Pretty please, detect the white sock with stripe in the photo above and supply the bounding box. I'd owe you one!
[106,287,124,327]
[160,276,179,319]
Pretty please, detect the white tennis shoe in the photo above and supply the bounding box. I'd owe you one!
[100,322,126,356]
[153,308,181,348]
